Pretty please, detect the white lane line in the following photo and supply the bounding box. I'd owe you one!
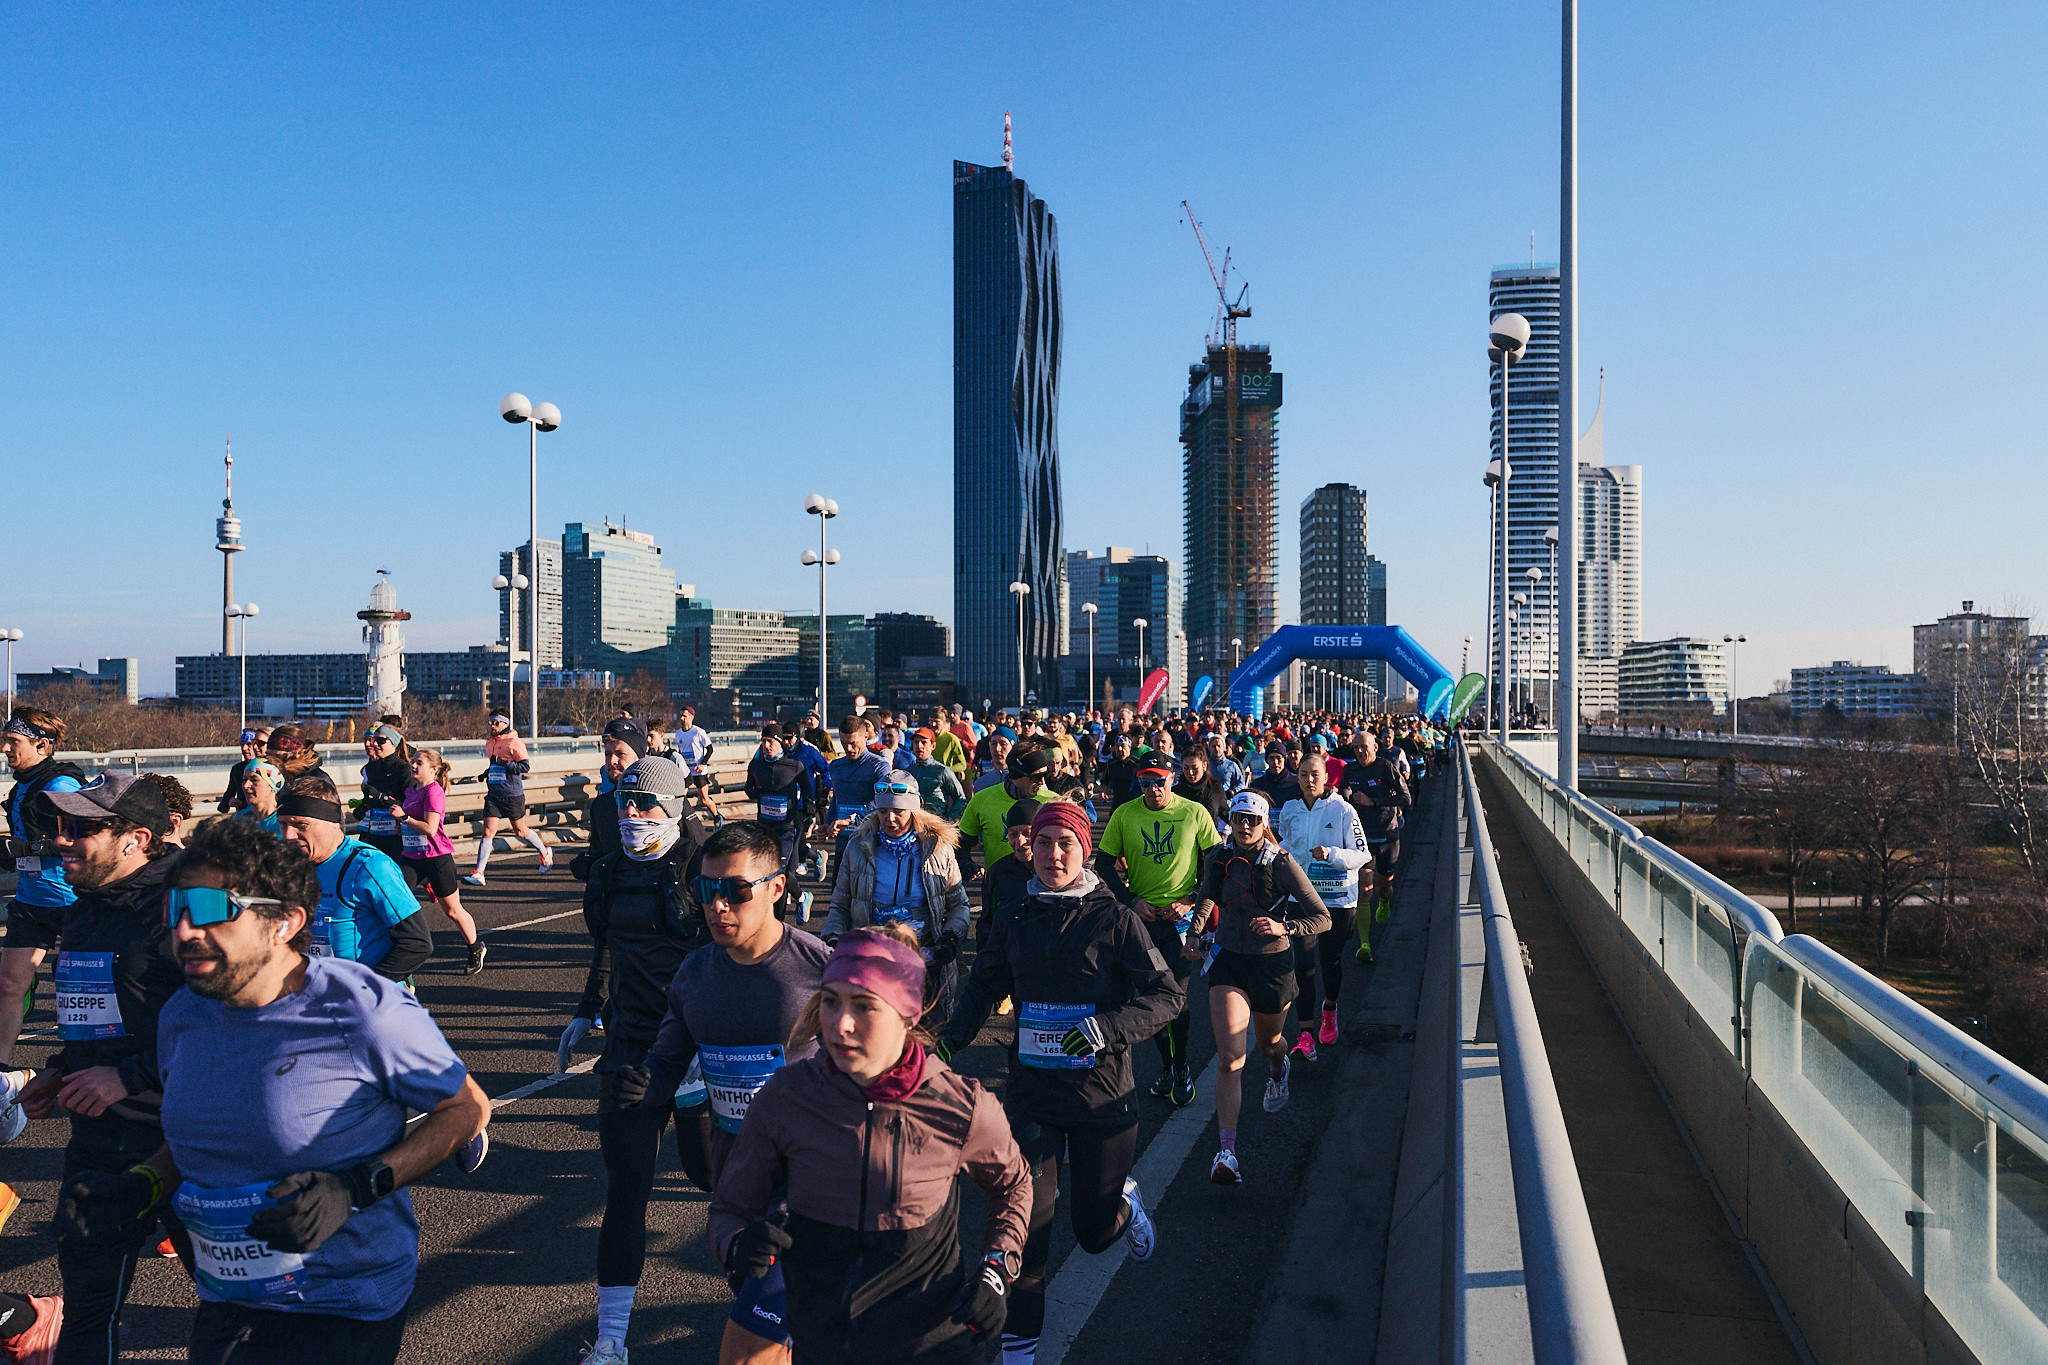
[483,907,584,936]
[488,1058,597,1111]
[1038,1057,1221,1365]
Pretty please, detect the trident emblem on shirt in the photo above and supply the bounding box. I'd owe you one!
[1140,821,1175,864]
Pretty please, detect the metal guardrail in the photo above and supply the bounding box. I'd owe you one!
[1481,737,2048,1363]
[1457,740,1628,1364]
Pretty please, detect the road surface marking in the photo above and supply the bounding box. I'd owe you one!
[484,907,585,935]
[1038,1057,1220,1365]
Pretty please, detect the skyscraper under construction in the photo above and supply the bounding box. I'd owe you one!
[1181,343,1281,688]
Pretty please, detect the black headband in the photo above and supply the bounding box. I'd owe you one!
[3,718,56,743]
[277,794,344,824]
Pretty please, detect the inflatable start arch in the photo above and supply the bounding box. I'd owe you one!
[1227,625,1456,719]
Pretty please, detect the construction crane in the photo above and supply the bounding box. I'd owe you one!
[1182,200,1250,461]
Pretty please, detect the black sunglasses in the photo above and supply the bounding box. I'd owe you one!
[693,872,779,905]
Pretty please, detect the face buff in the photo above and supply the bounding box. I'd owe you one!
[619,813,682,862]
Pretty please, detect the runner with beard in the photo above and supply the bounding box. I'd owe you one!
[13,774,184,1364]
[938,804,1181,1365]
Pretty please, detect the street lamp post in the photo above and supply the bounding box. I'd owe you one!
[1489,311,1530,742]
[500,394,561,740]
[1081,603,1099,711]
[226,603,259,733]
[1525,566,1545,726]
[1132,618,1150,713]
[802,495,841,715]
[493,572,529,717]
[1,629,20,718]
[1723,634,1747,735]
[1544,526,1560,728]
[1008,581,1032,714]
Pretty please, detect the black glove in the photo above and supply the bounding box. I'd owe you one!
[821,933,839,949]
[949,1258,1010,1337]
[55,1166,163,1248]
[929,930,961,968]
[247,1168,371,1254]
[727,1216,793,1280]
[610,1064,650,1108]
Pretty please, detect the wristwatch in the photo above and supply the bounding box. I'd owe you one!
[985,1248,1021,1283]
[345,1159,397,1208]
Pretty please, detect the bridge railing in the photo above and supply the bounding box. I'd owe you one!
[1481,737,2048,1365]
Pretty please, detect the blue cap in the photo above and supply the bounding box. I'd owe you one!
[994,726,1019,741]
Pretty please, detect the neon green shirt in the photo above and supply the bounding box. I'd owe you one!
[1099,793,1221,907]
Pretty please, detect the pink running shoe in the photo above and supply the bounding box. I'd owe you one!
[1319,1007,1340,1047]
[1290,1029,1318,1063]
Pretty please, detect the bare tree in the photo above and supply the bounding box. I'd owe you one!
[1930,610,2046,884]
[1752,754,1835,933]
[1819,743,1939,966]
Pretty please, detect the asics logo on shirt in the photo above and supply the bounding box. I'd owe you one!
[1140,822,1176,864]
[275,1057,298,1076]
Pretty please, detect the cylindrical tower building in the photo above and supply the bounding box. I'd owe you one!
[358,573,410,715]
[217,440,243,655]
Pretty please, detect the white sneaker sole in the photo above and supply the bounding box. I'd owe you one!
[1122,1177,1155,1261]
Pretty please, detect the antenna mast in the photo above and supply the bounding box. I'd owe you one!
[1003,111,1013,170]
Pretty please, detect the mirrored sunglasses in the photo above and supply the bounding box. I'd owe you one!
[167,885,282,929]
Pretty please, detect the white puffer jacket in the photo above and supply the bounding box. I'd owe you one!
[1273,795,1372,908]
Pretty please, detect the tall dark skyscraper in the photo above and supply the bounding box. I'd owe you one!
[953,153,1064,708]
[1182,343,1280,686]
[1299,482,1387,697]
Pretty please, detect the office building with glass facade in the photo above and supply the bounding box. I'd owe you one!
[1299,483,1388,696]
[954,157,1065,708]
[563,521,677,677]
[1060,547,1180,710]
[498,538,564,669]
[1488,265,1562,703]
[667,597,802,708]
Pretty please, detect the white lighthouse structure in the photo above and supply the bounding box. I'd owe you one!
[357,572,410,714]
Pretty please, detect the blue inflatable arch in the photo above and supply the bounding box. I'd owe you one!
[1227,625,1456,719]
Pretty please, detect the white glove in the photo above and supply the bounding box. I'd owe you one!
[557,1017,595,1073]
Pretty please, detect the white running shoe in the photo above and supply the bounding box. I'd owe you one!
[797,890,813,923]
[1210,1148,1240,1185]
[1122,1176,1155,1261]
[461,1129,489,1173]
[578,1339,628,1365]
[0,1099,24,1146]
[462,872,487,887]
[1263,1055,1291,1113]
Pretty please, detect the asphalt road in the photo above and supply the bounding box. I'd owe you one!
[0,804,1437,1364]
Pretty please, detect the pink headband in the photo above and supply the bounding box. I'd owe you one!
[820,929,927,1020]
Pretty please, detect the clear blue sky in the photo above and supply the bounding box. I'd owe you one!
[7,2,2046,698]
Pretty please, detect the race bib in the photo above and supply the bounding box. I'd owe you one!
[1017,1002,1096,1070]
[1172,905,1195,934]
[174,1182,309,1303]
[872,905,928,941]
[1308,860,1348,895]
[401,829,429,855]
[486,764,508,787]
[13,855,41,874]
[55,952,124,1041]
[834,803,866,825]
[309,911,332,958]
[356,809,395,835]
[699,1043,785,1134]
[758,795,789,822]
[1204,941,1221,976]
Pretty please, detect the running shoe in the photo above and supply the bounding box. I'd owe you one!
[0,1097,23,1147]
[1263,1056,1291,1113]
[1210,1149,1241,1185]
[462,871,487,887]
[1170,1063,1195,1107]
[1319,1007,1340,1047]
[461,1130,489,1173]
[0,1183,18,1236]
[538,852,554,873]
[1355,937,1375,965]
[796,890,813,923]
[153,1237,177,1258]
[1148,1067,1174,1100]
[1290,1030,1317,1063]
[1375,897,1392,924]
[1121,1177,1155,1261]
[996,996,1014,1016]
[578,1339,628,1365]
[466,941,488,975]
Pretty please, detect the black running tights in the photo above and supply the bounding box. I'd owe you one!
[1007,1123,1139,1344]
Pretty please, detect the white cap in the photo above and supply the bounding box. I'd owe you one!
[1228,790,1271,821]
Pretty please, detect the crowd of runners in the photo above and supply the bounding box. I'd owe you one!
[0,697,1444,1364]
